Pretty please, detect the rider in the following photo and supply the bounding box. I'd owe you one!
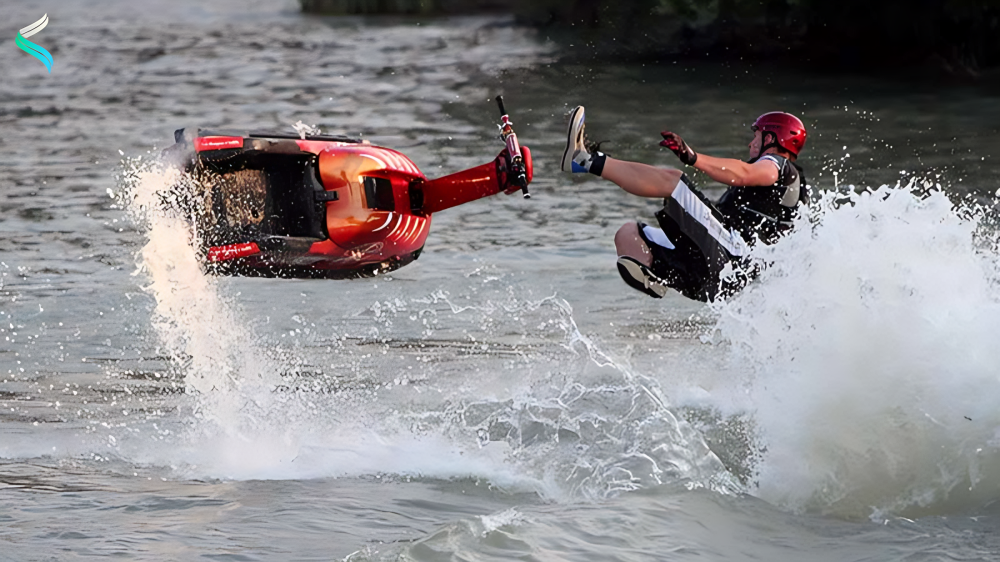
[560,107,808,302]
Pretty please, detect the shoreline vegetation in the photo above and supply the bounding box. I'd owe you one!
[299,0,1000,79]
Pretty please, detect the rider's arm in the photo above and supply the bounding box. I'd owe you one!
[660,131,780,187]
[692,153,779,187]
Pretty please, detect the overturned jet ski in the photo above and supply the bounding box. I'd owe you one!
[162,97,532,279]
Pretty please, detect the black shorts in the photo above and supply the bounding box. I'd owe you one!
[637,179,753,302]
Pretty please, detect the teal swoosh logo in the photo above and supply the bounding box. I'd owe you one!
[16,14,53,73]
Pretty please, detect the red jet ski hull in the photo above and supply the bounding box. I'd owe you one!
[164,129,532,279]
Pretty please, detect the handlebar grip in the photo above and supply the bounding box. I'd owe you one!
[494,95,528,198]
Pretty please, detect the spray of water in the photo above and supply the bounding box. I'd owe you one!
[119,152,1000,516]
[114,159,536,486]
[709,183,1000,518]
[116,157,736,498]
[292,120,322,139]
[421,296,740,501]
[116,158,285,442]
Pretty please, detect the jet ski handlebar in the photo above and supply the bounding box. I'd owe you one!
[495,95,530,199]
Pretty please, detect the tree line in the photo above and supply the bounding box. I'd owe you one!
[301,0,1000,75]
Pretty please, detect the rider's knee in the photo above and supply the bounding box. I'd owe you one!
[615,222,650,262]
[614,222,640,248]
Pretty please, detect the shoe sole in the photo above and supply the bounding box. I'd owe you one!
[561,106,585,172]
[617,256,668,298]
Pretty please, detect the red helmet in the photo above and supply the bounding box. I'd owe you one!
[752,112,807,156]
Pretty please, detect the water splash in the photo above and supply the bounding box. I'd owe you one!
[116,157,283,435]
[114,158,530,485]
[710,183,1000,518]
[292,120,321,139]
[403,295,741,501]
[114,156,736,500]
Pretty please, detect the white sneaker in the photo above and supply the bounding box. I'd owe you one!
[561,106,592,173]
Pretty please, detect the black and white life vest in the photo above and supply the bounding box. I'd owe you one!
[714,154,808,245]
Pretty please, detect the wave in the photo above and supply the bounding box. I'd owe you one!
[709,183,1000,518]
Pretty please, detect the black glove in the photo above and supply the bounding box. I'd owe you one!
[660,131,697,166]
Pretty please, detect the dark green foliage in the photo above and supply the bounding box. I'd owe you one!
[299,0,1000,71]
[300,0,514,15]
[512,0,682,56]
[513,0,662,28]
[583,0,1000,72]
[788,0,1000,72]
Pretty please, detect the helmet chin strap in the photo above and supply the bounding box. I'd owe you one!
[752,130,782,161]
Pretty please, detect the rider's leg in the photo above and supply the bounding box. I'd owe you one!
[614,222,654,266]
[601,159,682,199]
[614,221,682,299]
[561,106,683,199]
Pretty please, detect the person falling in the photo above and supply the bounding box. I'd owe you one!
[561,106,809,302]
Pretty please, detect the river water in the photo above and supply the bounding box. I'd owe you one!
[3,0,1000,560]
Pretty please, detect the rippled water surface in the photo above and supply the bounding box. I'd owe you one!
[3,0,1000,560]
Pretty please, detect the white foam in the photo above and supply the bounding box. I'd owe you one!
[131,426,529,487]
[711,184,1000,517]
[479,508,529,535]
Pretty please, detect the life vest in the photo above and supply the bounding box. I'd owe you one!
[714,154,808,246]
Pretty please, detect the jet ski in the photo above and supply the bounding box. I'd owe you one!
[161,97,532,279]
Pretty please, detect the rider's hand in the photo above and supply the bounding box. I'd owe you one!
[660,131,697,166]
